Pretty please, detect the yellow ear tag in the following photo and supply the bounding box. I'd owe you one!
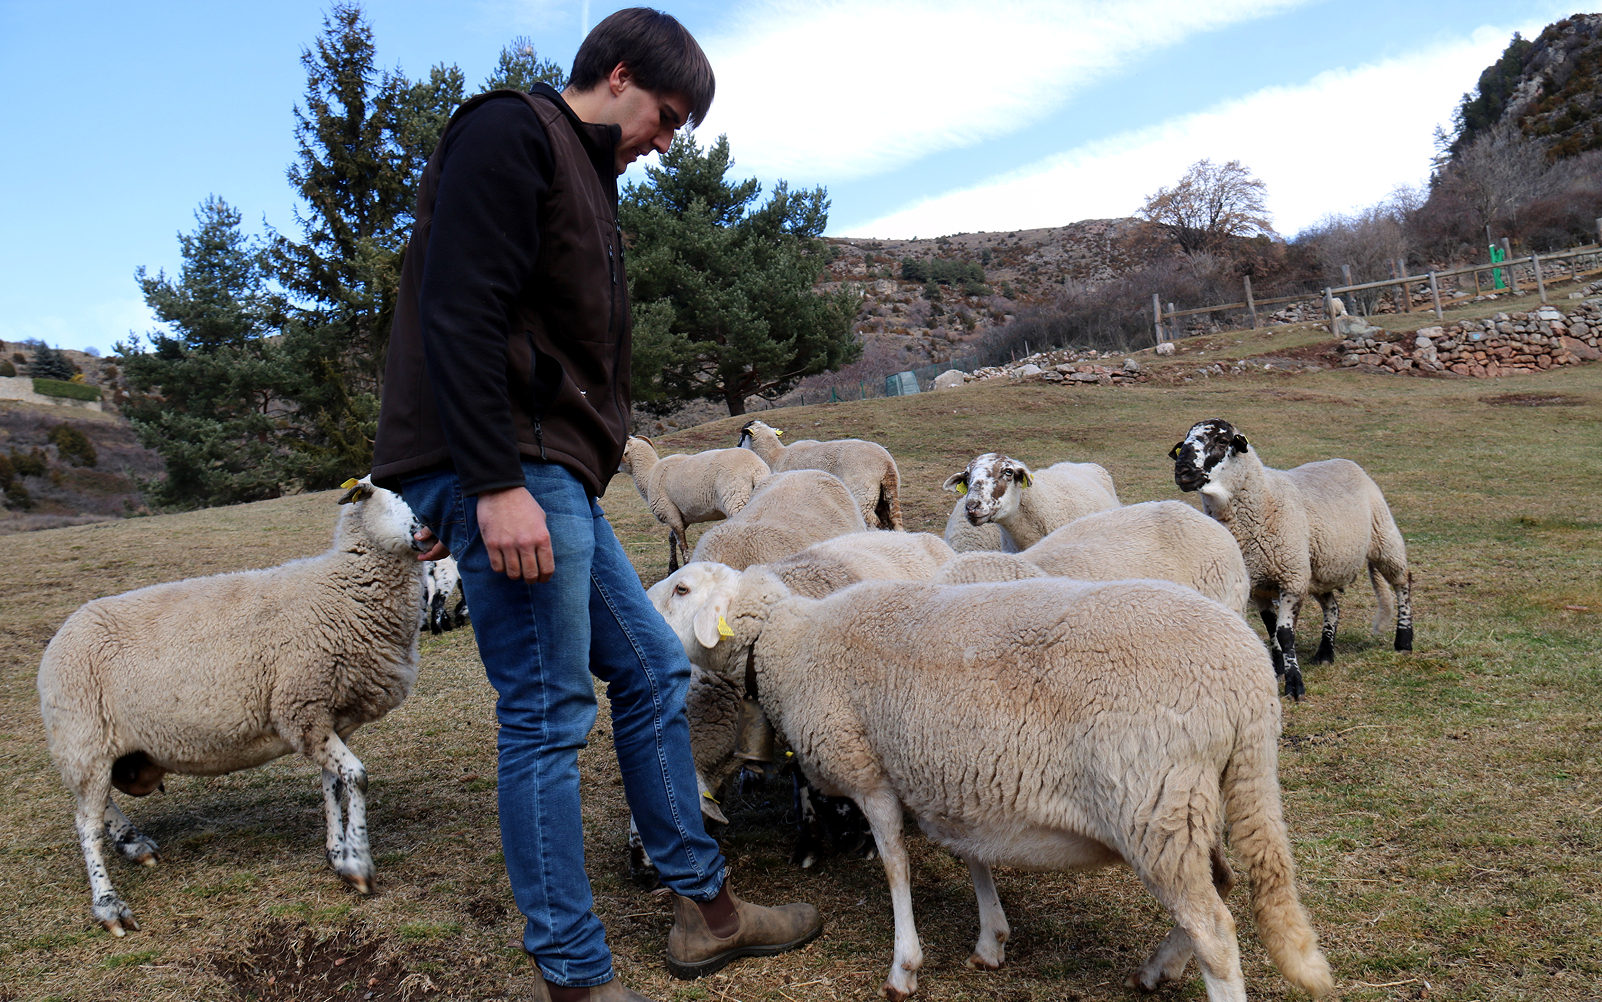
[774,428,784,436]
[341,477,360,490]
[717,616,734,638]
[957,482,968,496]
[702,791,720,803]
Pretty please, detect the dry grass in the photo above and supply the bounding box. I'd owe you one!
[2,349,1600,1001]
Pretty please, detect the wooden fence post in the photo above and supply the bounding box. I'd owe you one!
[1394,260,1410,313]
[1243,274,1258,330]
[1340,265,1354,315]
[1323,288,1336,327]
[1152,293,1165,343]
[1167,302,1178,340]
[1533,254,1546,303]
[1596,217,1601,245]
[1428,272,1443,318]
[1501,239,1520,294]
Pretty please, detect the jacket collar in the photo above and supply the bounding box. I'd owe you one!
[529,83,621,201]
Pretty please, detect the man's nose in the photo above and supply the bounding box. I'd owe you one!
[654,128,674,154]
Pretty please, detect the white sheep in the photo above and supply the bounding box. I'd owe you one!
[689,469,867,569]
[36,479,427,935]
[737,419,903,530]
[943,452,1119,549]
[932,550,1046,583]
[1022,501,1250,613]
[620,435,772,570]
[941,497,1020,554]
[654,570,1334,1001]
[1170,418,1413,701]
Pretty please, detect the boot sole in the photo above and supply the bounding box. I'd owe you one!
[665,922,824,979]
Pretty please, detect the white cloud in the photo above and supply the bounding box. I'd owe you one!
[843,20,1554,238]
[694,0,1310,179]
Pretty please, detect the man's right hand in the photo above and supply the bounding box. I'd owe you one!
[476,486,554,583]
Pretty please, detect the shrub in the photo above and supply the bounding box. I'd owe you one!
[48,424,97,467]
[33,378,101,402]
[4,481,31,509]
[10,448,47,478]
[0,359,13,377]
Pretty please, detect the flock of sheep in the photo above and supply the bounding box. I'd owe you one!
[33,415,1416,1001]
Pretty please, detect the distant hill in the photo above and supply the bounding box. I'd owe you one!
[1455,13,1602,161]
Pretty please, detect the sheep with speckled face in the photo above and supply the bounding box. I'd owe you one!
[1170,418,1412,701]
[737,419,903,530]
[37,479,427,937]
[657,570,1334,1002]
[942,452,1119,549]
[941,496,1020,554]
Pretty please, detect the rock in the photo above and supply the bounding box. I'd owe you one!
[932,369,967,390]
[1561,336,1601,361]
[1415,326,1444,340]
[1155,342,1176,356]
[1123,358,1141,373]
[1014,363,1042,377]
[1536,308,1563,321]
[1332,315,1378,337]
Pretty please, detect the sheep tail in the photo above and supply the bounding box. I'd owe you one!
[1368,564,1395,636]
[1222,708,1333,998]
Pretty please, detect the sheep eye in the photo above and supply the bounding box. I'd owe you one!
[674,583,689,596]
[1001,469,1013,479]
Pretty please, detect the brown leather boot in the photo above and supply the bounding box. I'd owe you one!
[665,883,823,979]
[528,968,658,1001]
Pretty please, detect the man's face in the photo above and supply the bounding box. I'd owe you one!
[610,78,690,175]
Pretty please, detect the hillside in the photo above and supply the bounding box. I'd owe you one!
[2,355,1598,1001]
[1457,13,1602,159]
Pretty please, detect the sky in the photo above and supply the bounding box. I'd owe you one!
[0,0,1577,355]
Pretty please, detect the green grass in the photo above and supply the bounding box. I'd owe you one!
[0,327,1599,1000]
[30,377,102,401]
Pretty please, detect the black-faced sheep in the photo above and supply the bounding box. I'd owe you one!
[1170,418,1412,700]
[942,452,1119,549]
[620,435,772,570]
[37,479,427,936]
[658,570,1334,1001]
[737,419,903,530]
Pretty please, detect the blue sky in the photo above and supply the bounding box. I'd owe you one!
[0,0,1575,355]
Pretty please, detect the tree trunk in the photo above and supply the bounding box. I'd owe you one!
[723,386,747,416]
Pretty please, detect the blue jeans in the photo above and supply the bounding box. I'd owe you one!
[401,460,726,987]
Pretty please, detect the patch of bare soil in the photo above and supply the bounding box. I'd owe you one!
[214,922,418,1001]
[1480,392,1589,406]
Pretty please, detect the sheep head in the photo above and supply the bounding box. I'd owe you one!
[648,562,789,679]
[736,419,783,451]
[943,453,1033,527]
[341,477,427,555]
[1169,419,1250,493]
[619,435,656,476]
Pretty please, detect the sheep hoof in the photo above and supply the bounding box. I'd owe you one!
[138,853,159,867]
[1395,627,1414,651]
[1312,645,1334,665]
[881,977,915,1001]
[339,870,375,895]
[965,951,1003,971]
[1284,670,1306,701]
[93,895,138,935]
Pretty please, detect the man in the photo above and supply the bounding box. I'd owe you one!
[370,10,822,1002]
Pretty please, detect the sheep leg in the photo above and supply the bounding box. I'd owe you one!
[859,787,922,1001]
[790,774,826,869]
[1313,593,1340,665]
[667,530,680,573]
[1257,607,1284,677]
[72,770,138,935]
[1127,846,1234,992]
[1393,572,1414,651]
[962,857,1009,970]
[626,813,660,886]
[1272,592,1304,701]
[105,798,160,866]
[1135,848,1245,1002]
[310,733,374,894]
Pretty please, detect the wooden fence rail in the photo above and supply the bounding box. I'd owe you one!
[1153,221,1602,342]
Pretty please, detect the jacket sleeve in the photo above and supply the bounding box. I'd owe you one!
[417,96,554,496]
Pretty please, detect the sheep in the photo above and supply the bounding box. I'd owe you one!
[932,550,1046,583]
[942,452,1119,549]
[36,478,427,936]
[421,556,468,634]
[640,531,954,873]
[689,469,867,569]
[1022,501,1250,613]
[654,570,1334,1001]
[1170,418,1412,701]
[737,418,903,530]
[619,435,771,570]
[941,497,1020,554]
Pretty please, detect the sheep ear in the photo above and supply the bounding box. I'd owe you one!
[1168,443,1183,460]
[942,472,968,495]
[1018,470,1033,489]
[337,477,368,505]
[1232,435,1249,454]
[692,592,733,649]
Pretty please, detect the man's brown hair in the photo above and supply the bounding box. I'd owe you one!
[570,8,715,128]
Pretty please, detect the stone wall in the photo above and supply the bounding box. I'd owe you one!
[1336,299,1602,378]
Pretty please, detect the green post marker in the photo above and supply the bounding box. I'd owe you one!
[1490,244,1506,290]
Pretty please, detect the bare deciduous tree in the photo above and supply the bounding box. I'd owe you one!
[1297,187,1415,314]
[1440,123,1578,231]
[1139,159,1275,253]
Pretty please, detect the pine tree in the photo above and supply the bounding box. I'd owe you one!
[485,36,568,92]
[24,341,77,380]
[623,135,860,416]
[119,197,302,509]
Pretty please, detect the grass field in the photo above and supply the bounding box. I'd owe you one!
[2,316,1599,1001]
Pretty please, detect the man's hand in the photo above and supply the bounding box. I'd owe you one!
[477,486,554,582]
[413,527,451,562]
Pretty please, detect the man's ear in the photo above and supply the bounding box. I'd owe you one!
[942,472,968,495]
[1232,435,1249,455]
[1169,443,1183,461]
[692,590,733,649]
